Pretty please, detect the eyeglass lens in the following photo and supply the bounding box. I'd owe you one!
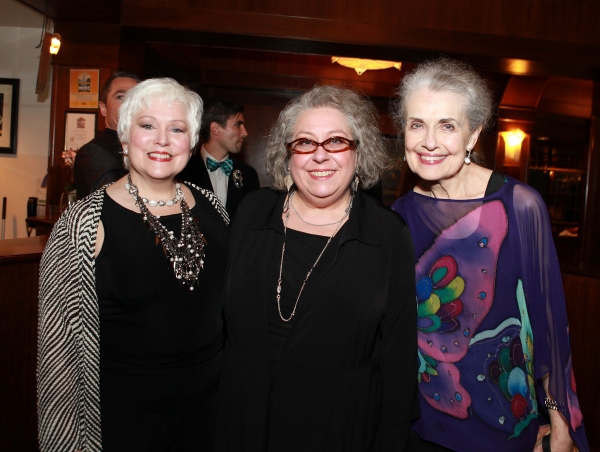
[288,137,355,154]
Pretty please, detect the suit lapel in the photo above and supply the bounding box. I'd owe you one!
[197,158,214,192]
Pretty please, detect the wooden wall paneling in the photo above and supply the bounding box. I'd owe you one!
[121,0,600,47]
[52,23,121,68]
[122,25,594,81]
[199,69,400,99]
[118,4,600,77]
[118,31,146,79]
[538,78,593,118]
[500,75,548,109]
[582,115,600,275]
[18,0,600,49]
[0,236,47,452]
[561,273,600,449]
[143,45,204,83]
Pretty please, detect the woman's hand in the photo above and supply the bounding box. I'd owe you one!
[540,375,574,452]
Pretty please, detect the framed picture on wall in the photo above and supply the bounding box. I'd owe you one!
[69,69,100,109]
[0,78,20,155]
[64,111,97,152]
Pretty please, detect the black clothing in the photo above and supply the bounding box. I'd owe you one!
[96,185,229,447]
[485,171,506,196]
[267,229,341,358]
[177,153,260,216]
[74,128,127,199]
[407,430,454,452]
[215,188,419,452]
[101,390,219,452]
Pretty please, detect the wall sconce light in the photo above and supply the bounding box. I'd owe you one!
[331,57,401,75]
[500,129,526,162]
[49,33,61,55]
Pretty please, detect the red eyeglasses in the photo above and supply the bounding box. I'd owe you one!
[286,136,358,154]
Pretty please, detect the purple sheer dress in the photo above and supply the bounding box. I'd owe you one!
[392,176,588,452]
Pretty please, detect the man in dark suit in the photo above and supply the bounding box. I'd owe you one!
[177,98,260,216]
[73,71,140,199]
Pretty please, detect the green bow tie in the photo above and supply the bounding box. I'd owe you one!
[206,157,233,176]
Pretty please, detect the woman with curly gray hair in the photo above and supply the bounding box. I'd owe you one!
[391,58,588,452]
[215,84,419,451]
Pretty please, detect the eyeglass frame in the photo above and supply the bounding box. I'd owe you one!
[285,136,359,154]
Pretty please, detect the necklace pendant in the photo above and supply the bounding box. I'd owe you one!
[276,191,353,322]
[126,174,206,288]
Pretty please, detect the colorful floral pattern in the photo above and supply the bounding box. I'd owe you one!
[415,201,507,419]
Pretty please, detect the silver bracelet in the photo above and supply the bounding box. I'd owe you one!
[545,397,559,411]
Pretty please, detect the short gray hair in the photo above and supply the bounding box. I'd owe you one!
[266,85,388,191]
[392,57,494,138]
[118,78,203,168]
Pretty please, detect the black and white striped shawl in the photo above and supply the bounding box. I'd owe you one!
[37,184,228,452]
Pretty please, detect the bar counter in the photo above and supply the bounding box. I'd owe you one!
[0,235,48,451]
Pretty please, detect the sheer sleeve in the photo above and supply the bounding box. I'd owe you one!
[512,184,587,450]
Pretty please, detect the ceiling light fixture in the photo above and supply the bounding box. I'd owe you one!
[331,57,401,75]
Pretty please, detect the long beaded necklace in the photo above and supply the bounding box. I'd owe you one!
[125,174,206,290]
[276,191,353,322]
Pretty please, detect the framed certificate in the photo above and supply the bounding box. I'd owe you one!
[64,111,97,151]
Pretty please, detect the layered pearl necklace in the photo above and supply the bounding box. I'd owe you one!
[125,174,206,290]
[276,191,353,321]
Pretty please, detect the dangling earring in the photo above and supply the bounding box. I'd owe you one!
[464,149,472,165]
[403,155,406,162]
[284,167,293,192]
[351,173,360,193]
[123,148,128,155]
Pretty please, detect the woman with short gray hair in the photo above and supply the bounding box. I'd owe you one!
[391,58,588,452]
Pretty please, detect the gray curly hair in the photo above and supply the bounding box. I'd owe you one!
[118,78,203,169]
[266,85,388,190]
[391,58,494,164]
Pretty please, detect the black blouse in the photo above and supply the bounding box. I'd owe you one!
[96,186,229,415]
[216,189,419,452]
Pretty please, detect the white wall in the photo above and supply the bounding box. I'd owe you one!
[0,0,51,239]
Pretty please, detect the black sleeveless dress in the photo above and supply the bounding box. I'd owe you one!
[95,186,229,449]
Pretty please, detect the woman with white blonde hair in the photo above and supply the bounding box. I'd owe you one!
[38,78,229,451]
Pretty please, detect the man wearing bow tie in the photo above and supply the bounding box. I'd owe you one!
[178,98,260,216]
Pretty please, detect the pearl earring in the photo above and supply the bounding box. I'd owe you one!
[464,149,471,165]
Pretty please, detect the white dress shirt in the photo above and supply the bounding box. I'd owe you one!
[201,146,229,206]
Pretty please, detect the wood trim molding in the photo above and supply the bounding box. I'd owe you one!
[120,5,600,79]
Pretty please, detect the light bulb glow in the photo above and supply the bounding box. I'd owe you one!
[500,129,526,162]
[49,34,61,55]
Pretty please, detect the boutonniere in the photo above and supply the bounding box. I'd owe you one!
[232,169,243,189]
